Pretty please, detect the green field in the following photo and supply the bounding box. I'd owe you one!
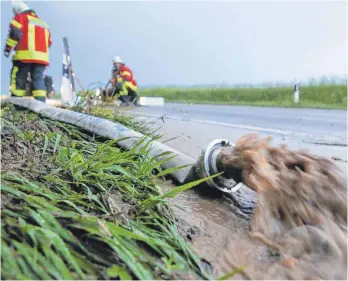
[139,84,347,109]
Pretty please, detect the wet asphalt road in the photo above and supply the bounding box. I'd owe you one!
[131,103,347,144]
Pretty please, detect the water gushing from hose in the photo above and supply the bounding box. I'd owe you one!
[215,133,347,279]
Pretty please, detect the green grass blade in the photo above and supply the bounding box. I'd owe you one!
[42,134,49,155]
[216,267,246,280]
[53,133,62,153]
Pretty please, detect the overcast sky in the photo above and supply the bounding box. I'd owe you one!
[1,0,347,93]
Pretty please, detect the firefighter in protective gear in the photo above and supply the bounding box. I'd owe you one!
[109,56,139,105]
[4,1,52,103]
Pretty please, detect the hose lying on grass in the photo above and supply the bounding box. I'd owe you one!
[217,133,347,279]
[1,104,213,280]
[5,97,196,184]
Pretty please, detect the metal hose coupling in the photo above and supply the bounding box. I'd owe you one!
[195,139,243,194]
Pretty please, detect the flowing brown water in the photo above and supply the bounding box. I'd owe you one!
[167,133,347,279]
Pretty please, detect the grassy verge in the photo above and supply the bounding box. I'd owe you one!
[140,84,347,109]
[1,104,213,280]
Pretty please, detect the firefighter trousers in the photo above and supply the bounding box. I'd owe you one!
[10,61,46,103]
[118,88,139,105]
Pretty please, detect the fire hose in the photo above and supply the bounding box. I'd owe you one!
[4,97,257,217]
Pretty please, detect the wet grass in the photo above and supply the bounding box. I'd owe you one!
[1,104,214,280]
[140,84,347,109]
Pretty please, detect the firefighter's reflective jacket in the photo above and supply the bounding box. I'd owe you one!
[112,64,137,92]
[5,10,52,65]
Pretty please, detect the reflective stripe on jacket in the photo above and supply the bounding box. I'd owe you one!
[6,10,52,65]
[112,64,137,90]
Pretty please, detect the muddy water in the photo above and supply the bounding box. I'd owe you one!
[163,181,271,279]
[162,133,347,280]
[126,112,347,279]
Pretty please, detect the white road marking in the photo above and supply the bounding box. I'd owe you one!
[130,112,347,144]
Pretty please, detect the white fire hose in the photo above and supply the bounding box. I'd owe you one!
[4,97,257,217]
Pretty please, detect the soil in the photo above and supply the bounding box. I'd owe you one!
[1,111,62,178]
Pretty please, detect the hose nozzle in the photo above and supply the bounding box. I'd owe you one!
[195,139,244,194]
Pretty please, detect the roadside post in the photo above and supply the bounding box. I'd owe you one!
[293,80,300,104]
[61,37,77,106]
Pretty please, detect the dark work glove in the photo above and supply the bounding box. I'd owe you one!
[4,44,11,57]
[115,82,124,91]
[4,49,10,58]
